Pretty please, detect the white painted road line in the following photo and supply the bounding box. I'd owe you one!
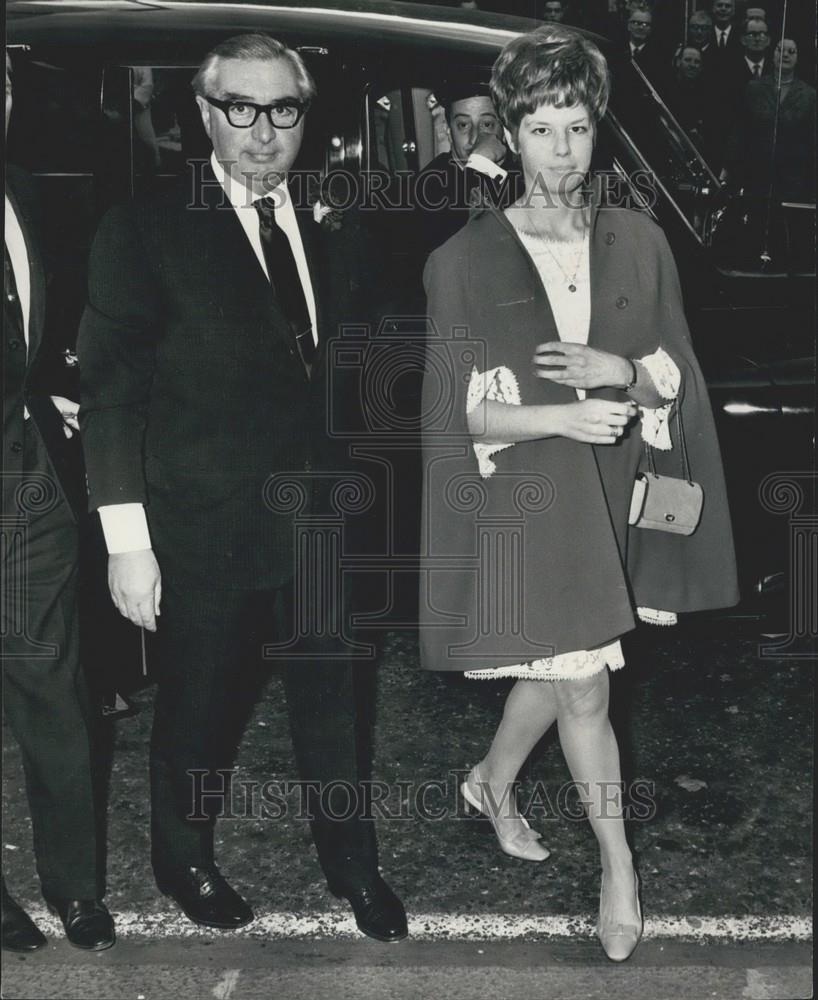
[21,908,813,942]
[212,968,241,999]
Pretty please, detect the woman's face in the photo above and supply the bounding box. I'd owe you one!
[774,40,798,74]
[507,101,594,199]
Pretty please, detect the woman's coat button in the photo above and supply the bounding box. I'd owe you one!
[605,232,616,245]
[616,296,629,309]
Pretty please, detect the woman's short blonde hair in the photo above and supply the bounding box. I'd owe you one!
[490,25,610,133]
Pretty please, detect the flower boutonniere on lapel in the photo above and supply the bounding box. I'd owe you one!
[312,198,344,232]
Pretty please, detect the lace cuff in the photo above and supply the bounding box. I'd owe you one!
[637,607,678,626]
[636,347,680,451]
[467,366,521,479]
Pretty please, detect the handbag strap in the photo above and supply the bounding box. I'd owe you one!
[644,398,693,484]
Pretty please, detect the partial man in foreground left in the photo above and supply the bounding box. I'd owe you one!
[2,50,115,953]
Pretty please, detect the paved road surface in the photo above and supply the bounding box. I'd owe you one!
[1,936,813,1000]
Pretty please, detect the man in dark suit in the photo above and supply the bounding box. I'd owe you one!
[710,0,742,61]
[412,85,520,260]
[610,8,671,98]
[736,17,773,85]
[723,38,816,202]
[2,52,114,953]
[622,8,665,79]
[687,10,716,66]
[77,33,406,941]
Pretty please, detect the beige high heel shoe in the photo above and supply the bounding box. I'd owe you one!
[460,765,550,862]
[596,869,643,962]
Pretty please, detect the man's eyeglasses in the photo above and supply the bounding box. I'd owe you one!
[745,30,769,37]
[204,96,309,129]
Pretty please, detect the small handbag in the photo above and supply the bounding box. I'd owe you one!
[628,400,704,536]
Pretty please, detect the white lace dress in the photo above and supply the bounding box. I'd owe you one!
[464,228,680,683]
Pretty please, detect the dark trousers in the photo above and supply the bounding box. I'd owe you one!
[1,427,100,899]
[149,576,378,889]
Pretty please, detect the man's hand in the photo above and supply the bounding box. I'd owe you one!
[49,395,80,438]
[108,549,162,631]
[470,133,507,165]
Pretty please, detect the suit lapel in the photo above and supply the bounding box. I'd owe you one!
[5,179,46,362]
[294,201,328,366]
[199,164,272,300]
[198,163,314,374]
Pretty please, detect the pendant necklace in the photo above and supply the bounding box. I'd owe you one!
[515,223,587,292]
[540,235,586,293]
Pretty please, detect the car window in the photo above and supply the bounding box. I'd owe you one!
[103,66,201,182]
[367,85,469,177]
[7,57,101,174]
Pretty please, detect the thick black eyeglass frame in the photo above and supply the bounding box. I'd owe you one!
[204,95,309,128]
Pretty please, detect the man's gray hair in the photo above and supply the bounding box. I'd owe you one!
[192,33,317,101]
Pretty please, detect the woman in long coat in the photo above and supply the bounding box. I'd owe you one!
[419,25,738,962]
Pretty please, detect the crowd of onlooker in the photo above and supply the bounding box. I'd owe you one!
[445,0,815,202]
[603,1,814,200]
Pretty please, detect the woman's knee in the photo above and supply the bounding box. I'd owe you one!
[554,671,610,721]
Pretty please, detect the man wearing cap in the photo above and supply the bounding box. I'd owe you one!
[411,85,520,258]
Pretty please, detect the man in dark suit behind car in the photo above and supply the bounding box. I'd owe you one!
[78,33,407,941]
[412,83,521,259]
[2,51,115,953]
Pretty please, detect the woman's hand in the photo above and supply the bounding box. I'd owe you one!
[554,398,638,444]
[533,342,632,390]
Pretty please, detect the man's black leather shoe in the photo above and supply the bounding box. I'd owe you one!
[155,866,253,929]
[329,875,407,942]
[1,890,47,952]
[45,898,115,951]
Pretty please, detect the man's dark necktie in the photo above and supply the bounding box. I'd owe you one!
[719,31,726,49]
[253,196,316,378]
[753,63,761,78]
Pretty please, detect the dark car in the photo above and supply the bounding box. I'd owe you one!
[6,0,815,650]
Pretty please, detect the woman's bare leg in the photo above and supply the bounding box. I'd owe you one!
[552,670,639,926]
[474,679,559,839]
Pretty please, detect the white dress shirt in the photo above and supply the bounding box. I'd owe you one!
[98,154,319,554]
[465,151,508,181]
[5,193,31,348]
[209,153,317,343]
[716,25,733,48]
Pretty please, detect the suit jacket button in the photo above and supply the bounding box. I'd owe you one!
[605,232,616,245]
[616,296,629,309]
[8,338,22,351]
[10,440,23,453]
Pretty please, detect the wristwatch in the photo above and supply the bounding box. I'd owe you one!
[622,359,638,393]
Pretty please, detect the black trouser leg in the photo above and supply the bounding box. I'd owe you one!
[1,471,100,900]
[149,576,378,888]
[279,578,378,889]
[149,582,246,875]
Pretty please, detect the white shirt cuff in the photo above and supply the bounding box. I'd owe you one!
[98,503,152,554]
[465,152,508,181]
[636,347,681,451]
